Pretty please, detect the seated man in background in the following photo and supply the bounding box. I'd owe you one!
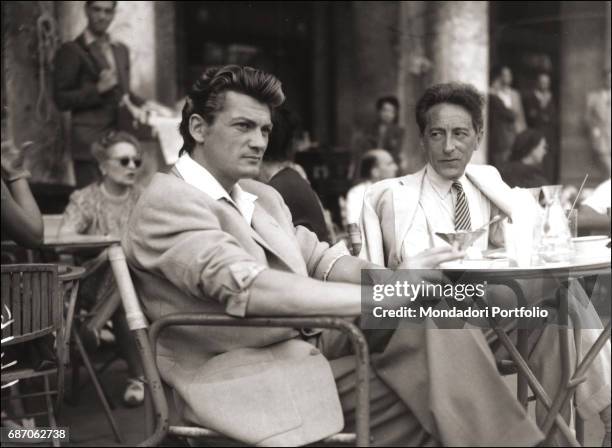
[258,107,332,244]
[123,65,544,447]
[360,82,611,445]
[345,148,397,228]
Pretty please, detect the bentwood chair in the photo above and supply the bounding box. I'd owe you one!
[1,264,64,447]
[106,245,371,447]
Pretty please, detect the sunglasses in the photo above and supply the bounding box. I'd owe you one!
[110,157,143,168]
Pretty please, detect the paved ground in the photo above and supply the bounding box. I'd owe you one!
[4,345,606,446]
[62,357,606,446]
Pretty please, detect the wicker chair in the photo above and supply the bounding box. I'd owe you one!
[107,244,371,447]
[1,264,64,447]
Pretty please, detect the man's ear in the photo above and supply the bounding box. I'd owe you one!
[189,114,207,145]
[475,129,484,149]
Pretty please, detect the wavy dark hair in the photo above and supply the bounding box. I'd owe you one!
[178,65,285,156]
[415,82,485,135]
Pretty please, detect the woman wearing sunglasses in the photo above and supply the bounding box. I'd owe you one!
[58,130,144,407]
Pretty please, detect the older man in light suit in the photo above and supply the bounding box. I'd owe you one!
[123,67,545,446]
[360,82,611,445]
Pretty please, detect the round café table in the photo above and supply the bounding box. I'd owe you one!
[442,250,611,447]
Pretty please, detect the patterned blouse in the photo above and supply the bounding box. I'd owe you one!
[61,183,142,307]
[61,183,142,238]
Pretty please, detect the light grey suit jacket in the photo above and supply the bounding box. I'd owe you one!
[359,164,515,268]
[122,169,348,446]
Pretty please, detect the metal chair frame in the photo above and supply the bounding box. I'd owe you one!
[58,264,124,443]
[107,245,371,447]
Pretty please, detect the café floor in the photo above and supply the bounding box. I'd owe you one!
[6,344,607,446]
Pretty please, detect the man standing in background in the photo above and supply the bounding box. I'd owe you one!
[53,1,150,187]
[488,65,526,169]
[522,72,558,181]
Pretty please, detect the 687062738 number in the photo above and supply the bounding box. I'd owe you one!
[1,427,69,444]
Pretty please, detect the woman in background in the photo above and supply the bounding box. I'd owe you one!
[58,130,144,407]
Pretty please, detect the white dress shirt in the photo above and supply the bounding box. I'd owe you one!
[404,164,491,256]
[175,154,258,225]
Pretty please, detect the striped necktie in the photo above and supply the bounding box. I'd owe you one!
[452,180,472,231]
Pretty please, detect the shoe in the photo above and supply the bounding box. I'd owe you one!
[123,376,145,407]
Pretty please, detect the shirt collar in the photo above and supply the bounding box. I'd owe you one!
[84,28,111,46]
[425,164,453,199]
[175,154,258,222]
[425,164,470,199]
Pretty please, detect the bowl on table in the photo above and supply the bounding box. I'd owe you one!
[571,235,611,259]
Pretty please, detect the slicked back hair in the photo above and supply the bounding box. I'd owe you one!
[178,65,285,156]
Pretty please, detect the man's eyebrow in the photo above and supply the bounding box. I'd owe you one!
[230,116,273,128]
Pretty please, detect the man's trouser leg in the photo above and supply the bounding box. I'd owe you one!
[318,326,543,446]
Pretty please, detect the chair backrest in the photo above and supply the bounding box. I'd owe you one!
[1,264,61,346]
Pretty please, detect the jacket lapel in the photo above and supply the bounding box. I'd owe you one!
[394,167,426,258]
[75,35,104,75]
[250,205,305,275]
[111,43,130,93]
[465,165,514,219]
[169,167,304,274]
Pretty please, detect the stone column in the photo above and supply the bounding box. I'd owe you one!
[428,1,489,164]
[607,1,611,70]
[428,1,488,88]
[154,2,178,107]
[56,1,157,99]
[397,1,429,173]
[351,2,400,130]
